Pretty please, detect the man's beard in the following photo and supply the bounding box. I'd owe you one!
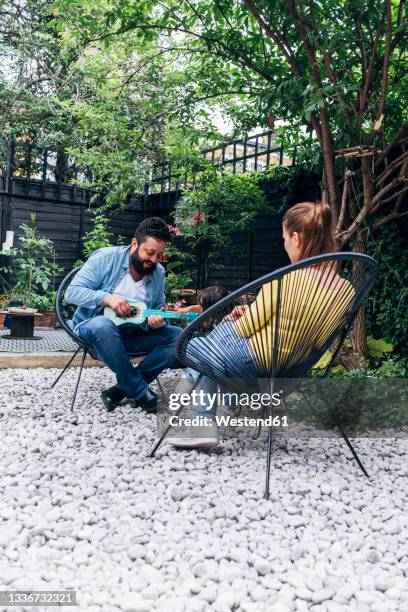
[130,248,157,277]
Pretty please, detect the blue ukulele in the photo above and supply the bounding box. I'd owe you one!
[104,301,198,327]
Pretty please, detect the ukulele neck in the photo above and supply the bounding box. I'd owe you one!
[143,309,195,320]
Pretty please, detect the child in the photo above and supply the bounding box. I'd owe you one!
[171,285,229,396]
[175,286,229,316]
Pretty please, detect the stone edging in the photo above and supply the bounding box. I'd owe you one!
[0,352,143,369]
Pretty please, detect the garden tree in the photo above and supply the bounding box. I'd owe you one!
[54,0,407,354]
[0,0,205,197]
[0,0,81,151]
[59,39,223,204]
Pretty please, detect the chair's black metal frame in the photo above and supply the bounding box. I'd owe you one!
[50,268,167,419]
[150,252,378,499]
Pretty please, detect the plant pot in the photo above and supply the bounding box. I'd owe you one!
[0,312,5,330]
[35,310,57,328]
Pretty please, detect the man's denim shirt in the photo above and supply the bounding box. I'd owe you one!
[65,246,166,332]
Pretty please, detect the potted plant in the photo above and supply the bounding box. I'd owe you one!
[30,292,58,328]
[0,214,62,328]
[0,291,13,329]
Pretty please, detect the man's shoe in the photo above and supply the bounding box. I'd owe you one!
[101,385,126,412]
[167,419,219,449]
[136,388,158,414]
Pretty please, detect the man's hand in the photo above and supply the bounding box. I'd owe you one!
[148,315,165,329]
[102,294,132,317]
[222,305,248,322]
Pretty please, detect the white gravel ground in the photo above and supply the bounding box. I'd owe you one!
[1,366,408,612]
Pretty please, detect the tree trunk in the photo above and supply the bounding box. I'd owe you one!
[320,167,329,205]
[351,229,368,356]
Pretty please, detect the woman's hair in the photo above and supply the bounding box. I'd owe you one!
[198,285,229,311]
[282,202,336,260]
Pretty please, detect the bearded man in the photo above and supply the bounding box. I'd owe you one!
[66,217,181,414]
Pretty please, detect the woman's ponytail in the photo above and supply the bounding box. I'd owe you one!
[282,202,336,260]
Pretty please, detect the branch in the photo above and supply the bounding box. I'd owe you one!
[242,0,304,78]
[397,0,406,26]
[375,151,408,187]
[93,22,275,82]
[355,17,368,78]
[338,163,407,243]
[284,0,323,89]
[371,176,408,207]
[214,0,237,33]
[305,2,357,121]
[391,0,406,51]
[375,0,392,125]
[394,171,408,212]
[283,0,339,210]
[317,45,357,122]
[358,8,386,121]
[375,125,408,169]
[373,181,408,208]
[337,203,372,246]
[117,46,199,90]
[371,209,408,232]
[242,1,325,143]
[336,169,352,234]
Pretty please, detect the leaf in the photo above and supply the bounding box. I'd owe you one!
[367,337,394,359]
[313,350,333,369]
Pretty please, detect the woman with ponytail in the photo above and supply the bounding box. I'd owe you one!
[169,202,353,449]
[282,202,336,261]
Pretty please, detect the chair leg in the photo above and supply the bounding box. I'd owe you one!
[263,419,273,500]
[336,422,369,477]
[155,376,167,402]
[50,347,81,389]
[69,349,87,414]
[253,405,266,440]
[150,374,203,458]
[300,390,369,478]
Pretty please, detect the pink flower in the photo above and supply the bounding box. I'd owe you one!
[193,212,205,223]
[168,224,182,236]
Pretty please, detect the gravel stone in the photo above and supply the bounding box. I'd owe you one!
[1,367,407,610]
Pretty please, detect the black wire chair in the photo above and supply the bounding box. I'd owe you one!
[151,253,378,499]
[50,268,169,420]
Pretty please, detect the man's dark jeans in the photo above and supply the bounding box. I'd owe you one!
[78,315,182,399]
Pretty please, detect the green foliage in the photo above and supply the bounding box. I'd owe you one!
[0,214,62,308]
[163,241,194,295]
[250,165,306,212]
[53,0,407,162]
[299,355,408,431]
[177,172,266,249]
[159,156,312,290]
[29,291,58,311]
[165,270,194,296]
[367,337,394,360]
[75,212,115,266]
[0,1,85,152]
[366,223,408,356]
[0,290,13,310]
[372,356,408,378]
[172,158,267,285]
[314,336,395,375]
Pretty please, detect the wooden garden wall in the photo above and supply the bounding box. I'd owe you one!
[0,177,144,285]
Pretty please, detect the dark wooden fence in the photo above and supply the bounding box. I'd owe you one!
[0,176,144,285]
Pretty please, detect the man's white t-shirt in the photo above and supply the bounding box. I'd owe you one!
[113,272,146,303]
